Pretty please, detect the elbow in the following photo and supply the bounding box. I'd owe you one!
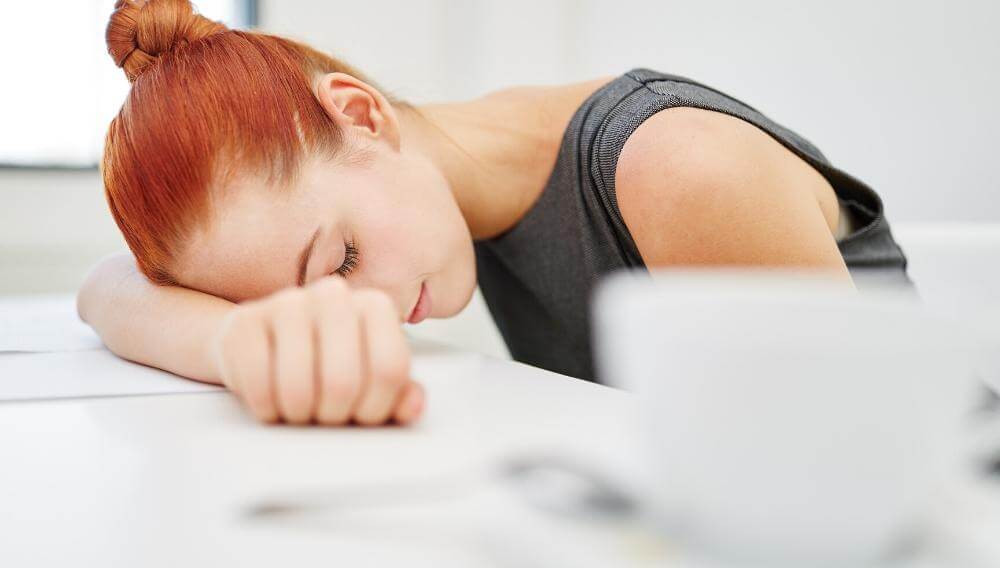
[77,266,98,325]
[76,251,136,326]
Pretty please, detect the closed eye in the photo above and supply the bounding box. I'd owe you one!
[332,240,359,277]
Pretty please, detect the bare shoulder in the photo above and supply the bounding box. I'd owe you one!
[615,107,767,213]
[614,106,848,277]
[616,106,835,203]
[617,106,762,179]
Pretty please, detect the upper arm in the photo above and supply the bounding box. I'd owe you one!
[614,106,851,281]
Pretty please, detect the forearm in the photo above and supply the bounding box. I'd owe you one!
[76,252,235,385]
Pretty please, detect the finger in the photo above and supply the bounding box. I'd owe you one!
[352,290,410,426]
[270,293,316,425]
[224,314,278,423]
[391,380,425,425]
[312,278,362,425]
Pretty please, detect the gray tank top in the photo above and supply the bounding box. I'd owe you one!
[473,68,916,383]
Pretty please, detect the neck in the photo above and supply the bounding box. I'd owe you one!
[397,77,614,240]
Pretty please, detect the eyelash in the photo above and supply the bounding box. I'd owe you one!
[332,240,359,277]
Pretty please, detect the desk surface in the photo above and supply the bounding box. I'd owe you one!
[1,295,999,567]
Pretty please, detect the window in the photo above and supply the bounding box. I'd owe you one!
[0,1,256,168]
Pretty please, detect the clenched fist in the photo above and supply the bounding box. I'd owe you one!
[209,276,424,426]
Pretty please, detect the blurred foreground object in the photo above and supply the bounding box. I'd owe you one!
[594,267,982,566]
[893,222,1000,394]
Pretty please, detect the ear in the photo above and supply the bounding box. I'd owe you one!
[314,72,401,152]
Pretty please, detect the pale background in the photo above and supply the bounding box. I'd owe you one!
[1,0,997,359]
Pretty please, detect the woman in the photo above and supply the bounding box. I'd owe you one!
[79,0,913,427]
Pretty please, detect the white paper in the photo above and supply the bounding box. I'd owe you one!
[0,349,222,402]
[0,295,103,353]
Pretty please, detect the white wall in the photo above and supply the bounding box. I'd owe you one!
[261,0,1000,222]
[0,170,124,295]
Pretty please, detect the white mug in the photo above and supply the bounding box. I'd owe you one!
[592,268,981,566]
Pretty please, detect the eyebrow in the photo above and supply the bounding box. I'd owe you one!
[296,227,321,287]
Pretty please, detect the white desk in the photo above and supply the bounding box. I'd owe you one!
[1,295,998,567]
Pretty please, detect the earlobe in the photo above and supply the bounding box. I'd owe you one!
[315,72,400,150]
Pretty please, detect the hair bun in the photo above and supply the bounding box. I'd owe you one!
[106,0,228,82]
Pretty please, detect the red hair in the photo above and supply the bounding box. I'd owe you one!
[103,0,399,285]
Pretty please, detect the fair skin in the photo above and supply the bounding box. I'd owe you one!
[616,106,849,273]
[78,71,850,427]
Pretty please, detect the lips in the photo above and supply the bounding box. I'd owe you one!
[407,281,431,324]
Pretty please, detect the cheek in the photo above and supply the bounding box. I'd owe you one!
[367,222,420,267]
[352,196,430,281]
[348,157,471,286]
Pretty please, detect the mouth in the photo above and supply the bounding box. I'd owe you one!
[407,280,432,324]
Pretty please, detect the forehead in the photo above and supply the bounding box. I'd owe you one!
[173,176,318,303]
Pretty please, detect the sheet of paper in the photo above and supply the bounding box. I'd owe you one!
[0,295,103,353]
[0,349,222,402]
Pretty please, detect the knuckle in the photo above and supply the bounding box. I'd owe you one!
[244,303,271,323]
[269,286,307,310]
[311,281,350,313]
[311,274,349,297]
[231,301,250,317]
[269,286,297,303]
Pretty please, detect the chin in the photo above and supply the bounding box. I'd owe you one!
[435,258,478,319]
[453,275,479,317]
